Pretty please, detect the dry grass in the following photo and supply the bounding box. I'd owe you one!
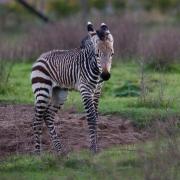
[139,28,180,69]
[0,15,180,67]
[21,21,85,59]
[109,15,141,58]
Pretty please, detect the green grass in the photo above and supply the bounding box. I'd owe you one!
[0,61,180,127]
[1,141,179,180]
[0,61,180,179]
[0,147,150,180]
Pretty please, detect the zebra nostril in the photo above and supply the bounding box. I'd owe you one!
[100,72,111,81]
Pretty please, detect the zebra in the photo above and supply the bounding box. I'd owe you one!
[31,22,114,154]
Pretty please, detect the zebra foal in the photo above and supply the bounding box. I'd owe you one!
[31,22,114,154]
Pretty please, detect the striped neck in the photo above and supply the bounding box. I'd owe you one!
[86,46,101,73]
[80,46,101,82]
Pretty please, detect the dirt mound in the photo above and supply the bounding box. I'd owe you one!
[0,104,149,157]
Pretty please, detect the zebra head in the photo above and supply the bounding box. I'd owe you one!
[86,22,114,81]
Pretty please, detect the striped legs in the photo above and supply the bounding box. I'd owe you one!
[33,86,68,154]
[93,84,102,118]
[81,88,98,153]
[33,103,62,154]
[33,97,49,154]
[44,104,62,152]
[44,87,68,153]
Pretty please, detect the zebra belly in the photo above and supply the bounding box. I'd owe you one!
[52,87,68,105]
[53,80,80,92]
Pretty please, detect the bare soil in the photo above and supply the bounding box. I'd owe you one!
[0,104,149,157]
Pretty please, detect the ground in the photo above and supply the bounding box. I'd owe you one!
[0,104,149,158]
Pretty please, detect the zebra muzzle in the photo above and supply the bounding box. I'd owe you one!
[100,72,111,81]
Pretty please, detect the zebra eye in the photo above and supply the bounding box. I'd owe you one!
[96,54,99,57]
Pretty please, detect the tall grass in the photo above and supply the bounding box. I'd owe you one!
[139,28,180,69]
[0,15,180,68]
[0,42,18,94]
[21,21,85,60]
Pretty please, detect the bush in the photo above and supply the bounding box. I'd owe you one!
[140,0,180,12]
[1,14,180,69]
[140,28,180,69]
[110,15,141,59]
[21,21,85,60]
[89,0,107,10]
[47,0,81,17]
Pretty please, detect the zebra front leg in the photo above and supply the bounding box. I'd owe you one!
[81,89,98,153]
[93,84,102,118]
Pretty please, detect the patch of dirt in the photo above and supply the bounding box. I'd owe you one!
[0,104,149,157]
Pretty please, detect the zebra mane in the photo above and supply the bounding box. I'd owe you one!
[80,35,90,49]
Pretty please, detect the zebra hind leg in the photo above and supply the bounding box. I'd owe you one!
[44,87,68,154]
[33,93,49,154]
[44,104,62,153]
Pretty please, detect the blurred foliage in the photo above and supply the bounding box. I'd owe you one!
[0,1,35,28]
[46,0,81,17]
[140,0,180,12]
[112,0,126,10]
[89,0,106,10]
[0,2,32,16]
[0,4,9,16]
[0,0,179,19]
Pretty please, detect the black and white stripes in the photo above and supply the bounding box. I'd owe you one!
[31,22,114,154]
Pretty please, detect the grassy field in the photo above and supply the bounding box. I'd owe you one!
[0,147,141,180]
[0,60,180,179]
[0,139,179,180]
[0,60,180,127]
[1,10,180,180]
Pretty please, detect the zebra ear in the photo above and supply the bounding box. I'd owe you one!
[97,23,110,41]
[87,21,96,36]
[100,23,110,34]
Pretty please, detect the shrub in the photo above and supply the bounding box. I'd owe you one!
[139,28,180,69]
[89,0,107,10]
[1,15,180,68]
[21,21,85,60]
[0,15,141,61]
[140,0,180,12]
[47,0,81,17]
[110,15,141,59]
